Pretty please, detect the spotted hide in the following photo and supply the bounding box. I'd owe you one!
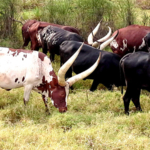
[0,47,68,113]
[22,20,80,51]
[40,25,83,61]
[0,44,101,113]
[109,25,150,57]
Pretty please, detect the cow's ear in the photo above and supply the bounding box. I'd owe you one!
[29,22,40,33]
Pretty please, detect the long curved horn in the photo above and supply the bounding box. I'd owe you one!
[99,30,119,50]
[92,26,112,48]
[87,22,101,45]
[58,43,84,86]
[67,52,101,87]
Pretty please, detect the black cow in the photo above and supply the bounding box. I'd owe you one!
[59,40,124,91]
[40,25,83,61]
[120,51,150,114]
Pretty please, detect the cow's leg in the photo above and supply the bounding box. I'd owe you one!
[22,39,30,48]
[42,95,50,114]
[90,79,99,91]
[31,42,39,51]
[131,88,142,112]
[123,85,132,115]
[42,48,48,55]
[103,83,113,91]
[50,53,55,62]
[24,85,33,105]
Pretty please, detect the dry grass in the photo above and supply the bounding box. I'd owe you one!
[136,0,150,9]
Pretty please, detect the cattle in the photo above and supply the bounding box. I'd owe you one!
[22,20,37,48]
[59,31,124,91]
[120,51,150,115]
[22,20,80,50]
[0,44,101,113]
[40,22,112,62]
[40,25,84,61]
[108,25,150,57]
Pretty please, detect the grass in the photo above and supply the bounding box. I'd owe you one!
[1,0,150,149]
[0,89,150,149]
[1,60,150,149]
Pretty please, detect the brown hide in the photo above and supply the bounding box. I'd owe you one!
[22,20,80,50]
[110,25,150,57]
[22,20,37,47]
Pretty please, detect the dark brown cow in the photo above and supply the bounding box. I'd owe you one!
[109,25,150,57]
[22,20,80,50]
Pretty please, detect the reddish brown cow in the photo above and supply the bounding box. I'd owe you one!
[22,20,37,48]
[109,25,150,57]
[22,20,80,50]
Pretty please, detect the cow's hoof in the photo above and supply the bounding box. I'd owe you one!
[45,109,50,115]
[125,111,129,115]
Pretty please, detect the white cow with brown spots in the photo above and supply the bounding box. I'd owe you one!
[0,44,100,113]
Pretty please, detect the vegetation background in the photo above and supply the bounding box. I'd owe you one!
[0,0,150,149]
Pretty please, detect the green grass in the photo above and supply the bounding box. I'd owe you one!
[1,86,150,149]
[1,56,150,150]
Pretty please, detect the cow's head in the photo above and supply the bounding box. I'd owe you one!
[22,20,37,47]
[53,43,101,113]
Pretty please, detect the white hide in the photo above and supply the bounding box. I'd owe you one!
[0,47,53,91]
[110,39,128,52]
[120,39,127,51]
[139,38,146,50]
[110,39,119,49]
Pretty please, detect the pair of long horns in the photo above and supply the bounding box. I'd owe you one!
[87,22,114,49]
[58,43,101,87]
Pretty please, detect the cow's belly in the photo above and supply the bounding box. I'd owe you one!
[0,53,29,89]
[0,68,25,89]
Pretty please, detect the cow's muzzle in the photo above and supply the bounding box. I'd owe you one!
[59,107,67,113]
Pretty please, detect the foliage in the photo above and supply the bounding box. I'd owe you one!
[113,0,136,28]
[0,0,16,38]
[136,0,150,9]
[0,0,150,48]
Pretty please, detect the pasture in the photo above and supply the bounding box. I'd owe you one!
[1,57,150,149]
[0,0,150,149]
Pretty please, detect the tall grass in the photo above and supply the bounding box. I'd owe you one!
[0,0,150,48]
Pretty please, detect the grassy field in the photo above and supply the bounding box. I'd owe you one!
[1,0,150,149]
[0,56,150,150]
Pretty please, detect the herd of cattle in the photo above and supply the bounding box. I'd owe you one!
[1,19,150,115]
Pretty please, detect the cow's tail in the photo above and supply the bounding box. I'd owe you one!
[119,58,124,95]
[119,53,131,94]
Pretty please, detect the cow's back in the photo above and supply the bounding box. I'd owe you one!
[0,48,43,89]
[60,41,122,86]
[121,52,150,90]
[110,25,150,57]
